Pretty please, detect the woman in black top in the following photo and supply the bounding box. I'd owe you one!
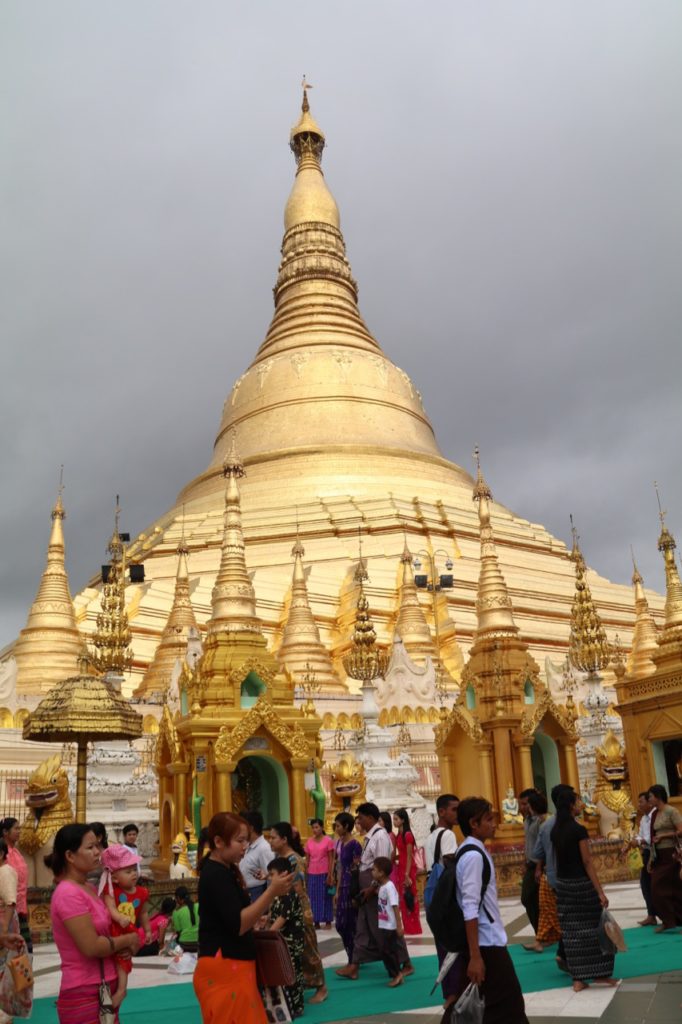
[193,812,292,1024]
[551,789,617,992]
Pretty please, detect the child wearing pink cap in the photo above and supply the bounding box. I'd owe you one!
[99,844,152,1007]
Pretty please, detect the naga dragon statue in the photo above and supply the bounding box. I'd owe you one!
[19,753,74,887]
[593,730,636,841]
[325,753,366,831]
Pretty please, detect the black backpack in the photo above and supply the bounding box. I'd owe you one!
[425,844,493,953]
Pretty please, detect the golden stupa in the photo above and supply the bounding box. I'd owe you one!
[5,87,665,727]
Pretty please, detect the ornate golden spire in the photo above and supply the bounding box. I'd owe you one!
[394,540,437,664]
[92,498,132,675]
[134,528,199,698]
[208,433,260,633]
[471,448,517,637]
[343,563,389,682]
[13,474,84,694]
[568,516,611,674]
[626,550,658,680]
[654,484,682,642]
[278,531,337,687]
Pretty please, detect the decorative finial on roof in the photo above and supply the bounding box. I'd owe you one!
[568,517,610,675]
[178,505,189,557]
[630,545,642,586]
[53,465,65,519]
[92,498,132,675]
[394,536,436,664]
[626,554,658,680]
[470,450,517,636]
[301,75,313,112]
[472,446,492,503]
[653,484,682,640]
[354,526,368,584]
[292,507,304,558]
[223,431,245,479]
[343,563,388,682]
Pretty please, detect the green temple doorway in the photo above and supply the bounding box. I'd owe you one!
[233,754,290,824]
[531,728,561,804]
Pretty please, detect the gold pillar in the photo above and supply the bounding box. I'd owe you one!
[215,763,234,812]
[559,738,580,793]
[478,742,495,804]
[171,765,188,831]
[516,740,534,791]
[290,758,309,833]
[440,750,456,794]
[491,726,513,810]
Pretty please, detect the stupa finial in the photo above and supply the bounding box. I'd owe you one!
[394,538,436,664]
[471,449,517,636]
[626,554,658,680]
[344,562,388,682]
[209,431,260,632]
[92,498,132,675]
[567,517,610,675]
[653,484,682,639]
[301,75,313,113]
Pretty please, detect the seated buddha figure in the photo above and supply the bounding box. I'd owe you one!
[501,786,523,825]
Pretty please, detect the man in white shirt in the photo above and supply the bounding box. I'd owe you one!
[425,793,459,871]
[448,797,528,1024]
[632,791,658,926]
[336,803,414,981]
[240,811,274,902]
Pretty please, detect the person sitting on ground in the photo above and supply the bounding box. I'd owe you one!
[173,885,200,951]
[446,797,528,1024]
[372,856,406,988]
[149,896,176,950]
[266,856,306,1018]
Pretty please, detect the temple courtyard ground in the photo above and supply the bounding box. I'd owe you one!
[30,881,681,1024]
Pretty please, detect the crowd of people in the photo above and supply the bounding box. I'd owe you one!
[0,778,677,1024]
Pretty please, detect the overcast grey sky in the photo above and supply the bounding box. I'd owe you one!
[1,1,681,646]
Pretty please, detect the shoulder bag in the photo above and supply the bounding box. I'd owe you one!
[254,929,295,988]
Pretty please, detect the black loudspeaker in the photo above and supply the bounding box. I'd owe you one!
[129,564,145,583]
[118,532,131,542]
[101,565,111,583]
[414,574,428,588]
[439,574,454,589]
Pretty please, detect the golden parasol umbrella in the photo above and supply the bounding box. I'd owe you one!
[23,658,143,822]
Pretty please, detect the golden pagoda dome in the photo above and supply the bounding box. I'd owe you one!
[7,91,662,703]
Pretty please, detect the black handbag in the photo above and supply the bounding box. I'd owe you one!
[254,930,295,988]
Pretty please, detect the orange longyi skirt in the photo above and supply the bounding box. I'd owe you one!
[193,953,266,1024]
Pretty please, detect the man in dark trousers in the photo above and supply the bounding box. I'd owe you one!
[519,788,542,935]
[447,797,528,1024]
[336,802,414,980]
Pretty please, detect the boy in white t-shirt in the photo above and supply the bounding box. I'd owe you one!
[371,856,405,988]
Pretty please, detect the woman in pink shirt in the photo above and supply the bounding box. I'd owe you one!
[304,819,335,929]
[0,818,30,953]
[49,824,140,1024]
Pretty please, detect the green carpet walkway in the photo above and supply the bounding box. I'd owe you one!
[31,926,681,1024]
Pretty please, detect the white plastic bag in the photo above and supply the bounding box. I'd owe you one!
[453,982,485,1024]
[598,909,627,954]
[167,951,197,975]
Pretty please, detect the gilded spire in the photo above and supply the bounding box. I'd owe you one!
[13,475,84,694]
[278,531,337,687]
[568,516,611,674]
[208,433,260,633]
[134,530,199,698]
[626,550,658,680]
[654,484,682,641]
[343,564,389,682]
[92,498,132,675]
[471,448,517,637]
[394,540,437,664]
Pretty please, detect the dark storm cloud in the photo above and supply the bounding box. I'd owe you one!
[1,1,681,644]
